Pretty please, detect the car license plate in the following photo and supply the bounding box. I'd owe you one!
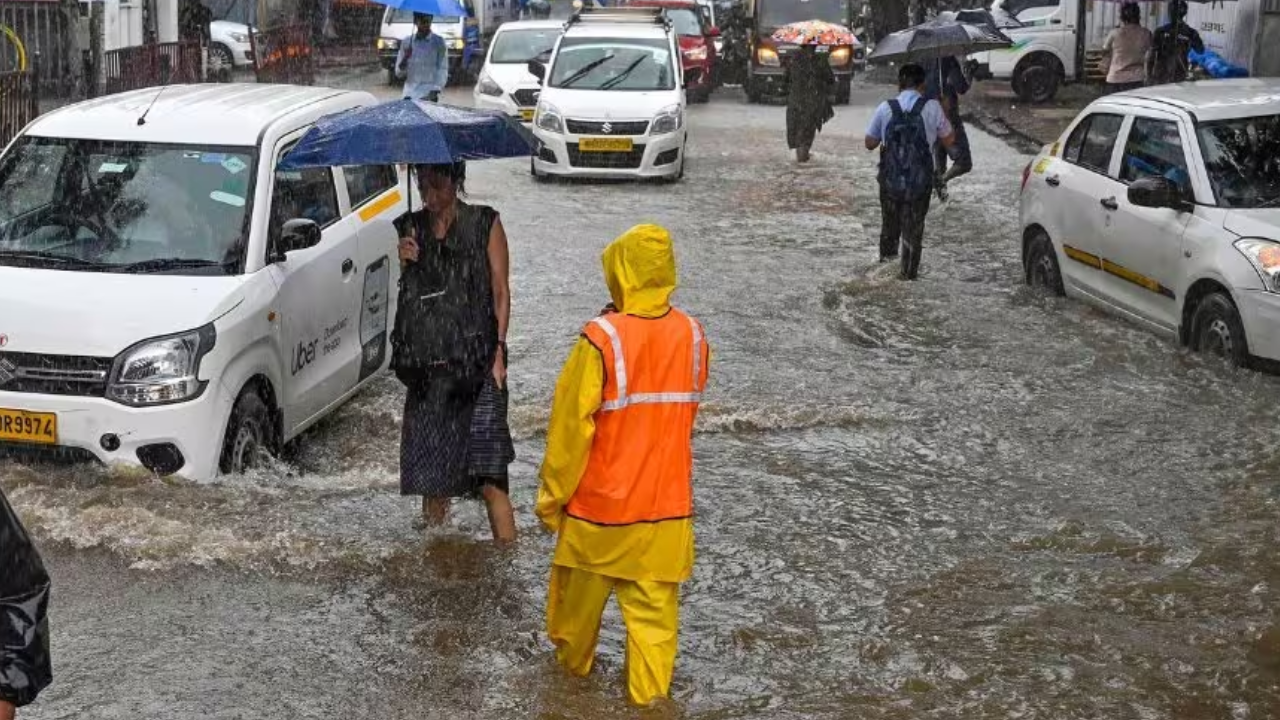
[520,108,535,121]
[0,408,57,445]
[580,137,634,153]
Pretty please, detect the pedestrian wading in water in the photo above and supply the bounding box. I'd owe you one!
[537,224,710,707]
[865,63,957,281]
[922,53,973,201]
[785,45,836,163]
[392,161,517,543]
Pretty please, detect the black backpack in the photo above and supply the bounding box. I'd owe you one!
[878,99,934,201]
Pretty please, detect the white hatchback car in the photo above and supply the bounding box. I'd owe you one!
[528,7,692,181]
[210,20,256,69]
[473,20,564,122]
[1020,79,1280,369]
[0,84,407,480]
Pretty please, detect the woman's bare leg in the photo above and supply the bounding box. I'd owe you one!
[423,497,450,525]
[480,484,517,544]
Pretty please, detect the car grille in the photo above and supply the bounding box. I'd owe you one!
[0,351,112,397]
[0,442,99,466]
[565,119,650,136]
[513,88,540,107]
[567,143,646,169]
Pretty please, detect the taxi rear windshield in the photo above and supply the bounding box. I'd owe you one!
[1198,114,1280,209]
[0,137,256,274]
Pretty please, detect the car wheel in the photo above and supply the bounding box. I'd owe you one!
[530,157,549,182]
[219,388,272,475]
[210,44,236,72]
[1191,292,1250,368]
[1024,230,1064,296]
[1014,55,1060,104]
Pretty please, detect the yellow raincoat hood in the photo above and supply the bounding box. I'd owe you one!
[602,224,676,318]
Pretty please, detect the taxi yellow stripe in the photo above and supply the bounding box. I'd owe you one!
[1062,244,1174,300]
[1063,244,1101,269]
[358,190,402,223]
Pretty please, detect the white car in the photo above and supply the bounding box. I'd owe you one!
[529,7,691,181]
[474,20,563,122]
[210,20,255,69]
[1020,79,1280,369]
[0,84,408,480]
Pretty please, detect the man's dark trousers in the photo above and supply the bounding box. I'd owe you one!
[879,185,933,280]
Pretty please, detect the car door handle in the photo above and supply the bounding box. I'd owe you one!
[341,259,355,275]
[1100,197,1119,211]
[1045,175,1060,187]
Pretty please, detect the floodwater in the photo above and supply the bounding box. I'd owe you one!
[6,77,1280,719]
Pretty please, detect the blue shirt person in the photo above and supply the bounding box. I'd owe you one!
[396,13,450,101]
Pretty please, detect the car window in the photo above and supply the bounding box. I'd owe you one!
[269,166,339,248]
[665,7,705,36]
[0,142,65,219]
[1197,114,1280,209]
[343,165,398,209]
[1063,113,1123,175]
[549,36,676,91]
[1119,117,1192,197]
[490,28,560,63]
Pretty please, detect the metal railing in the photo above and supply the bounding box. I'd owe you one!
[0,68,37,147]
[102,41,204,95]
[251,25,315,85]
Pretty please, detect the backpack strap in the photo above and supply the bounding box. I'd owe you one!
[907,98,927,118]
[888,99,904,120]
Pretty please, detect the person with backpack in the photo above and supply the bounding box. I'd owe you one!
[865,63,957,281]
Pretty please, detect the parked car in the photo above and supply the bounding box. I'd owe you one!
[1020,79,1280,369]
[209,20,255,69]
[528,6,693,181]
[0,84,408,480]
[473,20,563,122]
[622,0,719,102]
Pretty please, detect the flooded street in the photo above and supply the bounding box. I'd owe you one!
[7,74,1280,718]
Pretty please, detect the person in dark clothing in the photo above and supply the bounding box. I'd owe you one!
[922,55,972,202]
[784,45,835,163]
[1147,0,1204,85]
[0,487,52,719]
[865,63,956,280]
[393,162,516,543]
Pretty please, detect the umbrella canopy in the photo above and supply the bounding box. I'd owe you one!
[771,20,859,46]
[278,99,536,170]
[369,0,468,18]
[868,18,1012,64]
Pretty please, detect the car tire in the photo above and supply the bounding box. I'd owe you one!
[219,388,273,475]
[1190,292,1250,368]
[1024,230,1064,296]
[210,43,236,72]
[530,157,548,182]
[1014,55,1061,104]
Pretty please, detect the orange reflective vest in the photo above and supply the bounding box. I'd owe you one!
[567,309,709,526]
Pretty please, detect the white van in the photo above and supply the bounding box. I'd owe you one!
[0,84,408,481]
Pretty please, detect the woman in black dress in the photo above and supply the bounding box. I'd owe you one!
[392,161,516,543]
[784,45,836,163]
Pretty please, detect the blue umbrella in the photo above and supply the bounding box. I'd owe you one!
[278,99,536,170]
[370,0,468,18]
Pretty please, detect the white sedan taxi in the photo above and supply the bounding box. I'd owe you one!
[473,20,563,122]
[1020,79,1280,369]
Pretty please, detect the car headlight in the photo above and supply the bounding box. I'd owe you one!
[536,103,564,134]
[651,104,683,135]
[228,31,250,43]
[107,325,215,406]
[452,37,465,50]
[684,46,708,61]
[476,73,504,97]
[1235,238,1280,293]
[757,46,780,66]
[829,47,851,66]
[377,37,400,50]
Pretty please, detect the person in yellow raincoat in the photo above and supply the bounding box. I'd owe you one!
[537,224,710,707]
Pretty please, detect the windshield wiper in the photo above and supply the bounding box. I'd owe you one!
[1254,194,1280,209]
[599,56,649,90]
[0,250,104,269]
[559,54,616,88]
[109,258,230,274]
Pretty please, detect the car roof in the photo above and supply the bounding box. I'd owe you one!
[1107,79,1280,122]
[495,19,567,30]
[27,83,367,146]
[625,0,700,8]
[563,23,671,39]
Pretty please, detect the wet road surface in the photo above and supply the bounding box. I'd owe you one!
[6,74,1280,718]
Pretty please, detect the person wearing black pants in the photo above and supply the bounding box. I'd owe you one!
[924,55,972,202]
[878,191,933,279]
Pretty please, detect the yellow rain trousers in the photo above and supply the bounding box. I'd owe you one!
[537,224,700,707]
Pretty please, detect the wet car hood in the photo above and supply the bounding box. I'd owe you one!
[484,62,540,90]
[1223,209,1280,240]
[0,268,247,357]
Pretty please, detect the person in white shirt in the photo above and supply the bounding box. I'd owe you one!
[396,12,450,101]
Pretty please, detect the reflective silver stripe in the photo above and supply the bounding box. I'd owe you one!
[688,314,703,391]
[592,316,627,405]
[601,392,702,411]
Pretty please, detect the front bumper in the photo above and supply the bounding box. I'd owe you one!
[532,126,686,179]
[1235,289,1280,362]
[750,65,854,95]
[230,43,255,67]
[473,89,537,122]
[0,383,234,481]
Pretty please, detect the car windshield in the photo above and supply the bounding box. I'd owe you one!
[0,137,255,274]
[759,0,845,29]
[386,8,462,24]
[1197,114,1280,209]
[491,28,560,63]
[665,7,704,35]
[549,37,676,91]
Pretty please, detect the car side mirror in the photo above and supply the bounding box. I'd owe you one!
[684,67,704,88]
[274,218,322,261]
[1128,176,1190,212]
[527,59,546,83]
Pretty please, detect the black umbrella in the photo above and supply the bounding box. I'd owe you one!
[868,17,1013,64]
